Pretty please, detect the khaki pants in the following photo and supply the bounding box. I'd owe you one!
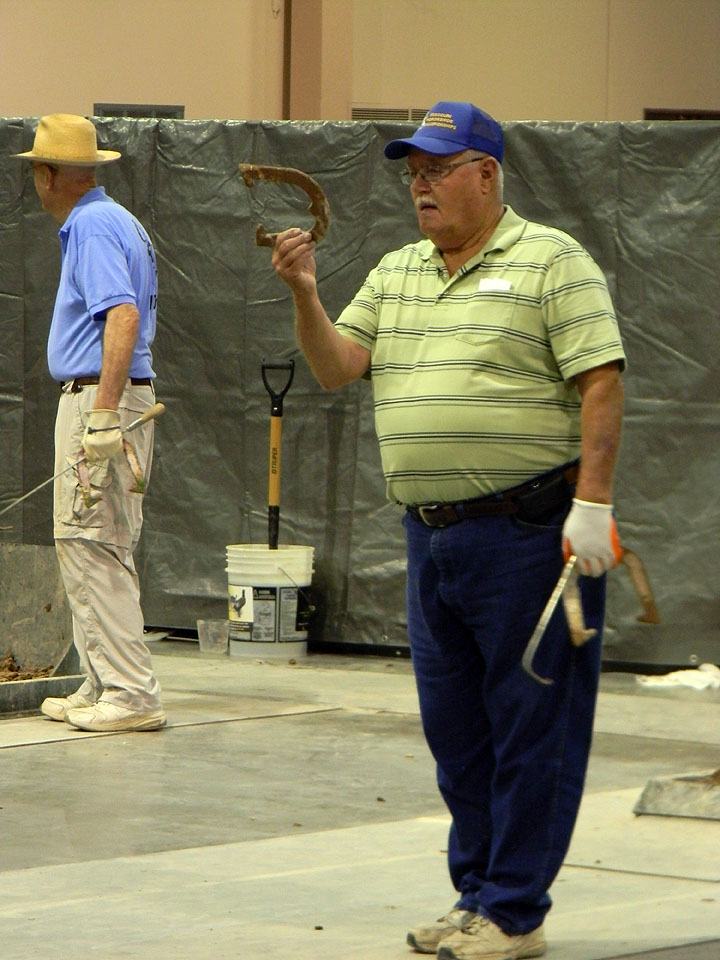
[54,381,162,711]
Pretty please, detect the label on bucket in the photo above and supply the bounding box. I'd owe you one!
[279,587,304,642]
[252,587,277,643]
[228,585,253,642]
[228,585,309,644]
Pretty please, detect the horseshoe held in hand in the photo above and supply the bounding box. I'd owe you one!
[238,163,331,248]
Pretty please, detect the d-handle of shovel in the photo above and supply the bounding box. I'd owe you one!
[261,360,295,549]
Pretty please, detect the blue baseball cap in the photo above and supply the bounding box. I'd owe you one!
[384,101,503,163]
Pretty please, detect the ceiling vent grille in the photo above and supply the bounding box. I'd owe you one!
[351,106,429,122]
[93,103,185,119]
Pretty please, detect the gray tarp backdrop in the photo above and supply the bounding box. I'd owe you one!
[1,117,718,666]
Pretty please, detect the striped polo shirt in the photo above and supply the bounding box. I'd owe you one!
[334,205,625,505]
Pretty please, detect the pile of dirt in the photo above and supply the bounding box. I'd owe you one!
[0,651,53,682]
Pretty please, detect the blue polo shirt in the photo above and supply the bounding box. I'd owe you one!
[47,187,157,381]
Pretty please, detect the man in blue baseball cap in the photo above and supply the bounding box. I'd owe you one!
[271,101,625,960]
[383,100,504,162]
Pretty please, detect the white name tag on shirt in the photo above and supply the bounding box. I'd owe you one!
[478,278,512,291]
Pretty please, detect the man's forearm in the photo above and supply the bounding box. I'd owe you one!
[96,303,140,408]
[292,288,369,390]
[574,363,624,504]
[271,228,369,389]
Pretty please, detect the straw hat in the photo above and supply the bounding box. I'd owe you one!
[14,113,121,166]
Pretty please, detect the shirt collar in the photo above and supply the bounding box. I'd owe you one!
[59,186,111,239]
[419,205,528,269]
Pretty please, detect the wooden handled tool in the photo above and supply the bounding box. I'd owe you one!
[261,360,295,549]
[126,401,165,432]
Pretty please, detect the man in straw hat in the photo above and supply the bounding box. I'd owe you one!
[15,113,165,732]
[271,101,625,959]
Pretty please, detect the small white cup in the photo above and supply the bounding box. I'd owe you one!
[196,619,229,654]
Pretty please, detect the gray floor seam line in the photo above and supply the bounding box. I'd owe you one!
[0,706,344,748]
[601,941,720,960]
[164,706,344,727]
[563,864,720,883]
[596,733,720,746]
[0,845,443,881]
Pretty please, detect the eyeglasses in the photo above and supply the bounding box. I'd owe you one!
[400,156,485,185]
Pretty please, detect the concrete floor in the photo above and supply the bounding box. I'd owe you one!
[2,641,719,960]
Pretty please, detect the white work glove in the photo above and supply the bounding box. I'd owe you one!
[562,498,622,577]
[82,409,123,462]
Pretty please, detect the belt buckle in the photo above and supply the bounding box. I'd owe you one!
[418,503,444,527]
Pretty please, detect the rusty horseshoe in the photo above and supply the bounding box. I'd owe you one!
[238,163,331,248]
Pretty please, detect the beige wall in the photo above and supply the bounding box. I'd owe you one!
[1,0,718,121]
[287,0,353,120]
[351,0,720,121]
[607,0,720,119]
[352,0,612,120]
[319,0,354,119]
[0,0,286,120]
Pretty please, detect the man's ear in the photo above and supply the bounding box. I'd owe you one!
[35,163,54,188]
[477,157,497,194]
[481,157,497,182]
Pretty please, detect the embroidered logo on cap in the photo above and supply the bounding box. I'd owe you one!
[422,111,457,131]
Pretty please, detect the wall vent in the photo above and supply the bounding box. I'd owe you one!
[93,103,185,120]
[644,108,720,120]
[351,105,428,122]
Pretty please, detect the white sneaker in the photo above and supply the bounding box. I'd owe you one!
[65,700,166,732]
[437,914,546,960]
[406,909,476,954]
[40,690,96,722]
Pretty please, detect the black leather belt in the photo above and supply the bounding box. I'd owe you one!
[60,377,153,392]
[407,463,579,528]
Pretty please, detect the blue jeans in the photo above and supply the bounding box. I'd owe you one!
[403,501,605,934]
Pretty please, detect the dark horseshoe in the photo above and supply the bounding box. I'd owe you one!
[238,163,331,248]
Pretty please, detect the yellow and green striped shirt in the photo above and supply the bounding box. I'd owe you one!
[335,206,625,505]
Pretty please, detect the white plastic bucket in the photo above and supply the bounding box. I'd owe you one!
[226,544,314,659]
